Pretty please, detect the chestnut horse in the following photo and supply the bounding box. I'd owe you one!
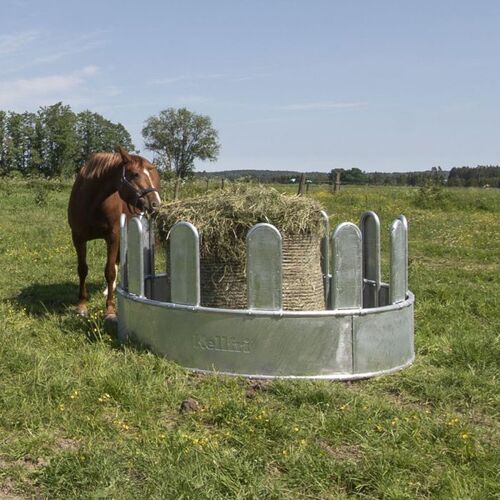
[68,148,161,317]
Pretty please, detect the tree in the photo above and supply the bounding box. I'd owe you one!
[37,103,77,177]
[0,102,135,177]
[0,111,6,174]
[75,111,134,168]
[142,107,220,178]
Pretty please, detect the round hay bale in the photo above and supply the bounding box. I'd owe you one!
[155,185,325,311]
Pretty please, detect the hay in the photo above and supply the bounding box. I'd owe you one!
[156,185,323,261]
[155,185,326,310]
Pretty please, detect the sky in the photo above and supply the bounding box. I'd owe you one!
[1,0,499,173]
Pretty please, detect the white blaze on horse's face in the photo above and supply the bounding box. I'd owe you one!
[144,168,161,205]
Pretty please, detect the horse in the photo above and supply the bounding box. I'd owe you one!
[68,147,161,317]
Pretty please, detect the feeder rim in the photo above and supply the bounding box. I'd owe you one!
[116,286,414,318]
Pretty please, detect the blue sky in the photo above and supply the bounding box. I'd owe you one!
[1,0,499,172]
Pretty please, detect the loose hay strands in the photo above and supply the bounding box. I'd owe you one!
[155,184,324,264]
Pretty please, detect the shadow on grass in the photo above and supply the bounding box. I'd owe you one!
[12,282,125,348]
[14,281,102,316]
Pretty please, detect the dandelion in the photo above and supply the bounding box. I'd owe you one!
[59,403,65,411]
[447,417,460,427]
[98,393,111,403]
[461,433,469,440]
[293,427,299,432]
[70,390,79,400]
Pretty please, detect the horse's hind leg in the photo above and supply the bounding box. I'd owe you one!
[104,232,120,317]
[72,234,89,316]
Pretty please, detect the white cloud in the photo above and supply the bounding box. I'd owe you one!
[33,37,104,65]
[0,66,99,108]
[150,73,227,85]
[0,31,39,55]
[149,72,266,85]
[175,95,213,105]
[279,101,367,111]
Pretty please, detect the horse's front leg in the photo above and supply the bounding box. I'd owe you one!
[104,232,120,317]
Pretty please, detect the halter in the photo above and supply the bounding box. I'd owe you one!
[120,165,159,209]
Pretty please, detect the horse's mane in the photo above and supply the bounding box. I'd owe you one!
[79,152,123,179]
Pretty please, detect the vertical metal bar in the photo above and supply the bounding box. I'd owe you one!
[390,218,407,303]
[149,216,156,276]
[127,216,145,297]
[320,210,331,308]
[398,214,409,300]
[119,213,128,291]
[330,222,363,310]
[247,223,282,310]
[169,222,200,306]
[147,216,156,299]
[360,211,381,307]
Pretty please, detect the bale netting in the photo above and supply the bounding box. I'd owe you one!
[155,185,326,310]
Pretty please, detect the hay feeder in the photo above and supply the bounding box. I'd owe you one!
[117,205,414,379]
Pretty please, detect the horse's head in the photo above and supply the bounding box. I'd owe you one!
[117,148,161,212]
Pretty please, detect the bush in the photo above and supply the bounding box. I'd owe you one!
[414,182,449,209]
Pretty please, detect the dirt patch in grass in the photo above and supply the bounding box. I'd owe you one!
[0,476,24,500]
[245,381,271,399]
[17,456,49,472]
[318,442,363,462]
[54,438,81,453]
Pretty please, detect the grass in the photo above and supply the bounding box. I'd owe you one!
[0,178,498,499]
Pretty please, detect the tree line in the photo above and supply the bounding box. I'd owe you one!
[447,166,500,187]
[1,101,498,187]
[198,168,449,186]
[0,102,134,177]
[201,165,499,188]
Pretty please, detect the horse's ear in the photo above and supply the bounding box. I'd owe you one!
[117,147,132,163]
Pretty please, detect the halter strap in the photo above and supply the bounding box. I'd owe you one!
[120,166,159,208]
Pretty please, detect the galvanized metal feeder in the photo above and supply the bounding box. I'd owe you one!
[117,211,414,379]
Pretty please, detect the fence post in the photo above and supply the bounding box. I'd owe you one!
[297,173,306,196]
[334,171,341,193]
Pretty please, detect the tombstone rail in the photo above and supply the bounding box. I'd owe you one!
[117,211,414,379]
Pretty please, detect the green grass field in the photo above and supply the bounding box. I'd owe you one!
[0,179,498,499]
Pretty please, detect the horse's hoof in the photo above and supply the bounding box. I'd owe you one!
[76,307,88,317]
